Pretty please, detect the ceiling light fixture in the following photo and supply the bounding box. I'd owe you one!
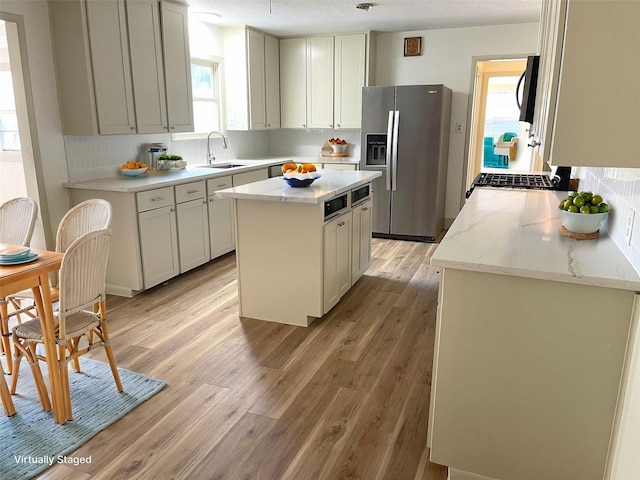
[356,3,374,11]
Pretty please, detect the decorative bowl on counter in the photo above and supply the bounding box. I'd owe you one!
[173,160,187,169]
[120,167,148,177]
[282,171,321,188]
[561,210,609,234]
[156,159,175,170]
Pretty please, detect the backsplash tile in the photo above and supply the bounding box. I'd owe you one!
[579,167,640,274]
[65,129,361,181]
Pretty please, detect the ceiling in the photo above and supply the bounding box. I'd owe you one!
[187,0,542,37]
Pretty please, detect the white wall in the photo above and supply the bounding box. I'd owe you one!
[1,1,69,248]
[373,23,539,222]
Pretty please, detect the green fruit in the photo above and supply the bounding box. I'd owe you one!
[564,199,573,210]
[591,194,603,205]
[590,205,600,214]
[573,196,585,208]
[569,192,578,198]
[559,201,566,210]
[580,206,591,214]
[598,203,610,213]
[567,205,579,213]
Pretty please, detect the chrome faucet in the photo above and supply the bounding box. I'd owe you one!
[206,130,228,164]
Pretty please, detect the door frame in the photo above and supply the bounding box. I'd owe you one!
[0,12,53,248]
[459,53,535,209]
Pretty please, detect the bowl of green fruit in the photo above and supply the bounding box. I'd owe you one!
[558,191,610,234]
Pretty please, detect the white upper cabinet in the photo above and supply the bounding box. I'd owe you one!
[127,0,168,134]
[306,36,335,129]
[50,0,193,136]
[334,34,366,129]
[280,36,335,129]
[279,37,308,129]
[533,0,640,167]
[280,34,367,130]
[224,27,280,131]
[161,1,194,133]
[264,34,281,129]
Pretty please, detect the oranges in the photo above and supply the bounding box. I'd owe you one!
[121,160,148,169]
[281,162,317,174]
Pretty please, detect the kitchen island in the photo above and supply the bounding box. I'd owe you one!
[64,156,360,296]
[427,188,640,480]
[217,170,381,326]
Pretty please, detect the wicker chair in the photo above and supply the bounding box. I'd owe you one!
[5,199,112,337]
[0,197,38,380]
[11,229,122,420]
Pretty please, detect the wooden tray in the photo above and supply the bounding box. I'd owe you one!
[560,225,599,240]
[322,152,349,157]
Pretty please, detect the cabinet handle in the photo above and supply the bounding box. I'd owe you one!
[338,221,345,227]
[209,197,215,202]
[362,207,368,211]
[302,124,306,128]
[130,126,135,130]
[337,124,341,127]
[170,208,175,212]
[151,196,165,202]
[217,184,227,188]
[171,126,176,130]
[187,189,199,194]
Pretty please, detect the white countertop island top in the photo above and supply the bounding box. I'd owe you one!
[216,170,381,204]
[431,188,640,291]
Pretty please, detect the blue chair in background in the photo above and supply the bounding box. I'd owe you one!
[483,136,508,168]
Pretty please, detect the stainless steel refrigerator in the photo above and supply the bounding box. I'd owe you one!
[360,85,452,242]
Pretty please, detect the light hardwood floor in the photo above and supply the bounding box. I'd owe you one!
[37,238,447,480]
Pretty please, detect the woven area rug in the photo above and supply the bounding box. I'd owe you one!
[0,357,166,480]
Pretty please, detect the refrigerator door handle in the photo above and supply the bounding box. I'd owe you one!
[385,111,394,190]
[391,110,400,191]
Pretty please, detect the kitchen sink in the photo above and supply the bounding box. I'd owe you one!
[197,163,246,169]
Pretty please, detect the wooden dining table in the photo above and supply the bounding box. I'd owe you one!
[0,245,66,423]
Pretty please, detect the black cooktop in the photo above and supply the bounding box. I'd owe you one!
[473,172,557,189]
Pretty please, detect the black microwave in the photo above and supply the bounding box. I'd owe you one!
[324,194,348,220]
[517,55,540,124]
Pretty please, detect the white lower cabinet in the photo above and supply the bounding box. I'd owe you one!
[351,198,372,284]
[207,176,235,259]
[429,268,638,480]
[232,168,268,186]
[137,187,179,289]
[323,210,352,314]
[175,181,209,273]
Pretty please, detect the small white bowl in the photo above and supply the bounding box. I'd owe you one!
[173,160,187,169]
[561,210,609,234]
[120,167,148,177]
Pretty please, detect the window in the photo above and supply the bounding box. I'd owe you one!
[0,69,20,151]
[172,58,223,140]
[192,59,220,133]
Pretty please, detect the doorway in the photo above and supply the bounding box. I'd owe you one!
[0,15,49,248]
[465,58,534,191]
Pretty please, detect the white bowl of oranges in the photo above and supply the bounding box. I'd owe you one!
[120,161,149,177]
[281,162,321,187]
[558,191,610,234]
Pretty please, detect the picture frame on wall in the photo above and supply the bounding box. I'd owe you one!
[404,37,422,56]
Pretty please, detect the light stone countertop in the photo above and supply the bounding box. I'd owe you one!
[216,170,381,204]
[64,155,360,193]
[431,188,640,291]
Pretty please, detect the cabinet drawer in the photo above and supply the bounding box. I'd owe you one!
[137,186,174,212]
[175,180,206,203]
[207,175,233,193]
